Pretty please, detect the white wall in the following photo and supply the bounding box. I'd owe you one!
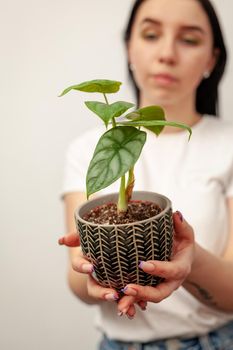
[0,1,232,349]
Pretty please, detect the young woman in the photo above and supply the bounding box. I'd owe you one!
[60,0,233,348]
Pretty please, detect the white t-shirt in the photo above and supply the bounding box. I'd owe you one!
[63,116,233,341]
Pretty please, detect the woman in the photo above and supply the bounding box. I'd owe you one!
[60,0,233,348]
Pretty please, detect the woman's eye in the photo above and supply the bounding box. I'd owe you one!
[142,32,159,41]
[181,37,200,45]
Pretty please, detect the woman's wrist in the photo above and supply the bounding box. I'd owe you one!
[186,242,203,281]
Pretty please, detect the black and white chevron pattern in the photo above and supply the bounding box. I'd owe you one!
[77,207,173,291]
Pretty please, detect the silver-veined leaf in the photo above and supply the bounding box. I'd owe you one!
[86,126,146,198]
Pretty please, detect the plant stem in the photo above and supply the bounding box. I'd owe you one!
[103,93,108,105]
[127,167,134,188]
[117,175,128,214]
[125,167,135,202]
[103,93,116,128]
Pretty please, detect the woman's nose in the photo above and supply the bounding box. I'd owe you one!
[158,38,177,65]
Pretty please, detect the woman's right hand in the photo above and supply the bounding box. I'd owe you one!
[59,233,147,317]
[59,233,120,302]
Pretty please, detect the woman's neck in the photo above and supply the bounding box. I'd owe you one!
[139,96,202,134]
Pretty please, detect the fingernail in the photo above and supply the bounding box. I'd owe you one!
[140,262,155,271]
[127,314,134,320]
[121,308,128,315]
[139,304,147,311]
[140,306,147,311]
[139,260,144,269]
[82,264,94,273]
[104,293,119,301]
[58,237,64,245]
[118,308,128,316]
[176,210,184,222]
[122,286,137,296]
[120,286,127,293]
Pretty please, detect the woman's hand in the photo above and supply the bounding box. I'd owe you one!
[58,210,195,318]
[117,211,195,316]
[58,233,146,316]
[59,233,120,301]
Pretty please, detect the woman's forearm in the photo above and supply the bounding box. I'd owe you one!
[67,246,99,305]
[183,243,233,312]
[64,193,101,305]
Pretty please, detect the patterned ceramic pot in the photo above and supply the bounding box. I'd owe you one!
[75,191,173,292]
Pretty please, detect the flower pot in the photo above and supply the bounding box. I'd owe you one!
[75,191,173,292]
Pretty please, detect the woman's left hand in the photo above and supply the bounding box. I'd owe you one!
[117,211,195,317]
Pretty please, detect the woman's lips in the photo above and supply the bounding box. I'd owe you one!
[151,73,178,85]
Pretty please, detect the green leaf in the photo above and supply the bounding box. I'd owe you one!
[86,126,146,198]
[126,106,165,136]
[85,101,135,128]
[59,79,122,96]
[117,120,192,140]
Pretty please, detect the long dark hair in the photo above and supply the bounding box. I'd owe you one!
[124,0,227,116]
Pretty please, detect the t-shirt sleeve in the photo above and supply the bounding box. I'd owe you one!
[226,158,233,198]
[224,124,233,198]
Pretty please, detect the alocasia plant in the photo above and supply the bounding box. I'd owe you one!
[59,79,192,214]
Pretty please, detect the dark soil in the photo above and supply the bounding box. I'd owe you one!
[82,200,162,225]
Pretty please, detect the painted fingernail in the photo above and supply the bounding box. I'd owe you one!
[176,211,184,222]
[127,314,134,320]
[104,293,119,301]
[123,287,137,296]
[138,301,147,311]
[121,308,128,315]
[140,306,147,311]
[58,237,64,245]
[118,308,128,316]
[82,264,94,273]
[139,261,144,269]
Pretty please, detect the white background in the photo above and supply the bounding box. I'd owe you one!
[0,1,232,349]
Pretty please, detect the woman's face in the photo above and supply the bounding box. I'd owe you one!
[128,0,217,107]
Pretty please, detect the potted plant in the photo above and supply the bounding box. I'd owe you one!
[59,79,191,292]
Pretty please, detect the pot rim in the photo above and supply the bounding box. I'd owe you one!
[75,191,172,228]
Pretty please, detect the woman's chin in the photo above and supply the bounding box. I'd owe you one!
[146,93,178,107]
